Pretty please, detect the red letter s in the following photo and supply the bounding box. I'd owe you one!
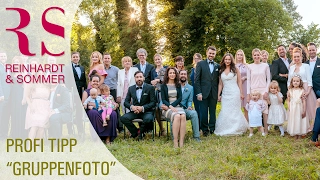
[41,7,65,56]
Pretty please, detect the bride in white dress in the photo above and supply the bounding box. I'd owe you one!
[214,53,249,136]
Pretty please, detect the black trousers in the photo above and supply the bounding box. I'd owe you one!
[120,111,154,137]
[199,91,217,133]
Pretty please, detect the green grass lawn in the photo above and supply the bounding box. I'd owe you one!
[109,103,320,180]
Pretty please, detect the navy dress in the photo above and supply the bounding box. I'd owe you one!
[85,89,117,142]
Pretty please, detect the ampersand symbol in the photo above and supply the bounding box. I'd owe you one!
[6,75,13,84]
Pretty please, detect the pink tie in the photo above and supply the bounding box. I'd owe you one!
[310,58,316,62]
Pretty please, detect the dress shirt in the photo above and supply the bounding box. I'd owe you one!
[207,59,214,73]
[140,63,147,74]
[281,58,290,70]
[104,65,119,90]
[136,84,144,103]
[73,63,81,79]
[309,58,317,75]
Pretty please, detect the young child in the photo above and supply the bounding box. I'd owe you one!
[83,88,106,114]
[287,75,307,139]
[266,80,286,136]
[245,90,267,137]
[100,84,117,127]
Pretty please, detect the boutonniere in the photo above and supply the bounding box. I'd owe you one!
[317,65,320,68]
[184,88,188,92]
[56,94,61,97]
[215,68,219,71]
[143,93,148,96]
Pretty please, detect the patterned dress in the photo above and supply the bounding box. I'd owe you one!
[162,85,185,122]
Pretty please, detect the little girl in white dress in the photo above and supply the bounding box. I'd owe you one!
[267,81,286,136]
[246,90,267,137]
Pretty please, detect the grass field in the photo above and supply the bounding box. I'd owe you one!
[108,103,320,180]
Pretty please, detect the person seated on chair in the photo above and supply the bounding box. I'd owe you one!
[48,83,72,138]
[120,71,156,140]
[310,99,320,148]
[161,70,201,142]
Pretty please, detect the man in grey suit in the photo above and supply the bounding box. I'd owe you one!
[161,70,201,141]
[134,48,154,84]
[0,51,11,139]
[195,46,220,136]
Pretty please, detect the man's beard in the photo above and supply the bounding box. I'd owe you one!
[180,78,187,83]
[136,80,143,86]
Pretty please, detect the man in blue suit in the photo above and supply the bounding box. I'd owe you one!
[161,70,200,141]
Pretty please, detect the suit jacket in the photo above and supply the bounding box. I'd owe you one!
[271,58,291,97]
[134,63,154,84]
[52,85,72,113]
[117,67,139,98]
[305,57,320,97]
[124,83,155,112]
[161,84,182,107]
[0,63,10,100]
[71,64,87,98]
[194,60,220,99]
[180,83,193,109]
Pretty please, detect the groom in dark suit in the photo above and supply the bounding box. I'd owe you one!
[271,45,291,103]
[134,48,154,84]
[306,42,320,98]
[48,83,72,138]
[195,46,220,136]
[120,71,156,139]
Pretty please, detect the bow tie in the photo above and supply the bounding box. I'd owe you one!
[209,61,214,64]
[136,86,142,90]
[74,65,80,67]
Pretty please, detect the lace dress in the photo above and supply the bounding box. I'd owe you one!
[214,72,248,136]
[267,92,286,125]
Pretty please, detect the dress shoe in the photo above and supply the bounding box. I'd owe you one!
[210,130,214,134]
[203,131,209,137]
[194,137,201,142]
[309,140,320,147]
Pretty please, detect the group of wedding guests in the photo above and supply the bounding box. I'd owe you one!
[1,42,320,149]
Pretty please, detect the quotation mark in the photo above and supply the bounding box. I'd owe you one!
[110,161,116,166]
[7,162,12,166]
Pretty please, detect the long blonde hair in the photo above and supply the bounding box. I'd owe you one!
[234,49,246,64]
[90,51,103,69]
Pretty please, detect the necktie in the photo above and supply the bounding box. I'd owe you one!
[94,99,99,110]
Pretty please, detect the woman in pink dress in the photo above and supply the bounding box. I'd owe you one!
[88,51,107,88]
[247,48,271,134]
[287,47,317,131]
[235,49,248,121]
[23,58,51,139]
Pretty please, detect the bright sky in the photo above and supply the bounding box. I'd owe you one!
[294,0,320,27]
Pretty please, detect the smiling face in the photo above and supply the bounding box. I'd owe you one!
[103,54,112,66]
[261,53,268,63]
[293,52,302,65]
[91,52,100,64]
[168,69,176,80]
[72,53,80,64]
[224,55,232,66]
[175,59,184,69]
[135,72,145,86]
[277,46,287,58]
[179,70,187,83]
[292,76,301,88]
[251,93,260,101]
[138,52,146,65]
[193,55,201,64]
[91,76,100,88]
[308,45,317,59]
[154,55,162,66]
[236,51,244,63]
[0,53,7,64]
[206,49,216,61]
[252,51,261,63]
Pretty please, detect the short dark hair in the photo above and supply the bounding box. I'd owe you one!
[307,42,317,48]
[179,69,187,74]
[71,52,80,57]
[277,44,286,50]
[103,52,111,56]
[134,70,144,77]
[207,46,216,52]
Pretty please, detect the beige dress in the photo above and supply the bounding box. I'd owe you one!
[162,85,185,122]
[25,85,51,129]
[287,88,309,136]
